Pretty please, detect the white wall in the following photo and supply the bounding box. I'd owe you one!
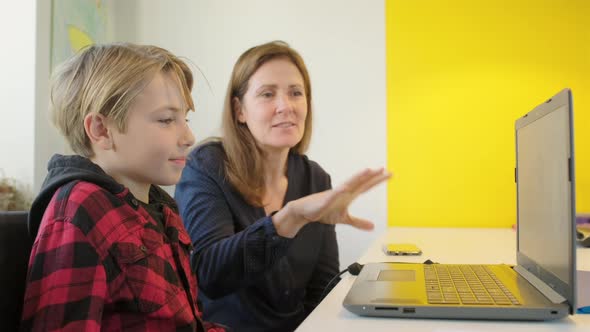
[0,0,37,189]
[0,0,69,194]
[111,0,387,266]
[34,0,66,193]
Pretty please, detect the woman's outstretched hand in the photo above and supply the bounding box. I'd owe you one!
[272,168,392,238]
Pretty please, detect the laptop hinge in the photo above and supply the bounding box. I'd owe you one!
[514,265,567,304]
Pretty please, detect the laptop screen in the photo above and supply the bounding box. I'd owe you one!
[515,89,576,307]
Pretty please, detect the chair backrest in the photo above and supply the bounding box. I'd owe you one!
[0,211,32,331]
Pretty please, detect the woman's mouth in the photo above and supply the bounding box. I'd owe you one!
[273,122,295,128]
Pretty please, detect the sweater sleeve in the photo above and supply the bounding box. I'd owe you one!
[175,153,291,299]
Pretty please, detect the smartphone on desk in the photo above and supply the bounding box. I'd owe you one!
[383,243,422,256]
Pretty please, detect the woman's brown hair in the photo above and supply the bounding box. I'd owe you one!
[221,41,313,207]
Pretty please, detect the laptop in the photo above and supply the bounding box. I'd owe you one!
[343,88,577,320]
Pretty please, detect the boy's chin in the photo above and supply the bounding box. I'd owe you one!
[156,176,182,187]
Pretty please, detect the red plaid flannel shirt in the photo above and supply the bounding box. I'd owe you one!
[21,180,225,332]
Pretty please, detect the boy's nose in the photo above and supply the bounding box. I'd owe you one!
[181,124,196,147]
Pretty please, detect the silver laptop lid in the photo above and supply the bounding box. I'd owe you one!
[515,88,576,313]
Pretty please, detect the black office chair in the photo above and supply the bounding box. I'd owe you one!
[0,211,32,331]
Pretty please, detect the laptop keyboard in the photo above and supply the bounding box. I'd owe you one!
[424,265,521,305]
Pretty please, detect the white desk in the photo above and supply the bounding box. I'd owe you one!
[297,227,590,331]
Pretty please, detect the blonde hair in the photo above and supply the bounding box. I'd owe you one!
[221,40,313,206]
[50,42,194,157]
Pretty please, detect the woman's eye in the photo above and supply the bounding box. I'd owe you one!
[292,90,304,97]
[260,91,274,98]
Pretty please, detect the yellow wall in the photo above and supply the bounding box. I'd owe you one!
[386,0,590,227]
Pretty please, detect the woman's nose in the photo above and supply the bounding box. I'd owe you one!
[276,93,293,114]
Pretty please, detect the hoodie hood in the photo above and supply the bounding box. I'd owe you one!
[29,154,177,238]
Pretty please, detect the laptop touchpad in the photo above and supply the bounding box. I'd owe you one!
[377,270,416,281]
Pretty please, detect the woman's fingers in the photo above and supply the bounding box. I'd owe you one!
[352,170,392,196]
[343,215,375,231]
[302,190,340,221]
[295,168,391,229]
[338,168,391,197]
[328,169,391,229]
[339,168,380,192]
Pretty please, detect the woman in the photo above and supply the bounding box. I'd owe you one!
[175,41,389,331]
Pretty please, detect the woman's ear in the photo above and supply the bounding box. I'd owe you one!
[84,113,114,150]
[233,97,246,123]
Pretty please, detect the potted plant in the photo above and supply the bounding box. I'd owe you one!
[0,171,32,211]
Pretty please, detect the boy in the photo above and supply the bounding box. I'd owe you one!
[22,43,225,332]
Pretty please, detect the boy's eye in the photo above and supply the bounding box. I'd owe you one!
[158,118,174,124]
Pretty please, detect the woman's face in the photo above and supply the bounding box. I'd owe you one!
[237,58,307,154]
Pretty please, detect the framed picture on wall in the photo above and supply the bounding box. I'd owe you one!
[51,0,108,70]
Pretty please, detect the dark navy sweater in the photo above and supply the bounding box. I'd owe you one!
[175,142,339,331]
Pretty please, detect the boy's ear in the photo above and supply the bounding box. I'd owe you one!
[84,113,114,150]
[233,97,246,123]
